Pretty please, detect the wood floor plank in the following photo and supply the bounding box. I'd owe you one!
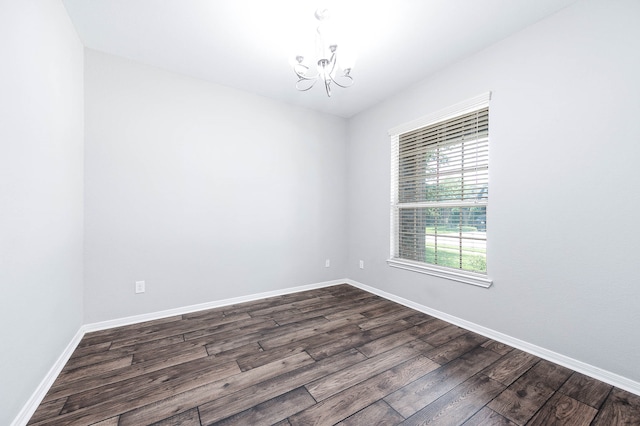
[409,317,451,335]
[400,312,435,326]
[248,294,337,317]
[180,306,226,321]
[591,387,640,425]
[77,315,182,347]
[68,342,111,359]
[481,348,539,387]
[182,315,277,341]
[53,355,133,385]
[384,347,502,418]
[30,359,241,426]
[106,315,244,349]
[531,359,574,389]
[288,355,439,426]
[336,400,405,426]
[197,349,367,424]
[61,350,130,371]
[269,306,357,327]
[204,316,326,354]
[149,408,201,426]
[132,339,210,364]
[212,387,316,426]
[360,301,407,318]
[207,340,262,360]
[306,342,430,401]
[400,374,505,426]
[481,340,514,356]
[97,316,209,348]
[235,344,306,371]
[357,321,437,358]
[88,315,215,348]
[89,417,119,426]
[60,356,239,414]
[425,332,489,364]
[203,327,278,355]
[270,295,374,325]
[421,323,470,347]
[28,397,67,424]
[45,347,208,402]
[487,359,572,424]
[117,352,315,426]
[306,320,412,360]
[527,392,598,426]
[559,371,612,409]
[462,407,516,426]
[322,299,391,321]
[357,306,418,330]
[258,315,363,350]
[111,334,186,354]
[182,299,269,319]
[299,289,377,311]
[325,284,366,296]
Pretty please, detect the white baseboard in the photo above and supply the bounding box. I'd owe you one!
[11,327,85,426]
[345,278,640,397]
[83,279,346,332]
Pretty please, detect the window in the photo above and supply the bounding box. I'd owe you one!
[388,93,492,287]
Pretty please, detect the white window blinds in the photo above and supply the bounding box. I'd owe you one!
[389,93,491,286]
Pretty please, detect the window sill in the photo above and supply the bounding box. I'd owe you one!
[387,259,493,288]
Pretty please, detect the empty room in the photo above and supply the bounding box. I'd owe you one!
[2,0,639,425]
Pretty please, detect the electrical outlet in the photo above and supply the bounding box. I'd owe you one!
[325,259,330,267]
[359,260,364,269]
[135,280,145,294]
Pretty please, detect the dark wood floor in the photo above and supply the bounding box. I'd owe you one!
[29,284,640,426]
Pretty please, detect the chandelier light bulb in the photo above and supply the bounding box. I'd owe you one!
[314,8,330,21]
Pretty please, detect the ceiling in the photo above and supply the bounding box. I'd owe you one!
[62,0,579,118]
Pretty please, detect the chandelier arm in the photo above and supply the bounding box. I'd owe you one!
[296,77,318,91]
[328,73,354,88]
[328,52,338,75]
[293,63,320,81]
[295,72,320,81]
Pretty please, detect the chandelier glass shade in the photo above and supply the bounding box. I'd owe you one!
[293,9,354,97]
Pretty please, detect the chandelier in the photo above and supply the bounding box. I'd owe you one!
[292,8,354,97]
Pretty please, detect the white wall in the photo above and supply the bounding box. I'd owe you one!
[0,1,84,424]
[84,50,348,323]
[347,0,640,382]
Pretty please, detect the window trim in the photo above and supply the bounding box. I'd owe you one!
[386,259,493,288]
[388,92,493,288]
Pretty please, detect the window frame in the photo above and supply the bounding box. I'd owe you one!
[387,93,493,288]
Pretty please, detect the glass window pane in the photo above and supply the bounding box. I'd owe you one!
[393,106,488,275]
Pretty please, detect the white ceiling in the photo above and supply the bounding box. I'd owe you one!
[62,0,579,118]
